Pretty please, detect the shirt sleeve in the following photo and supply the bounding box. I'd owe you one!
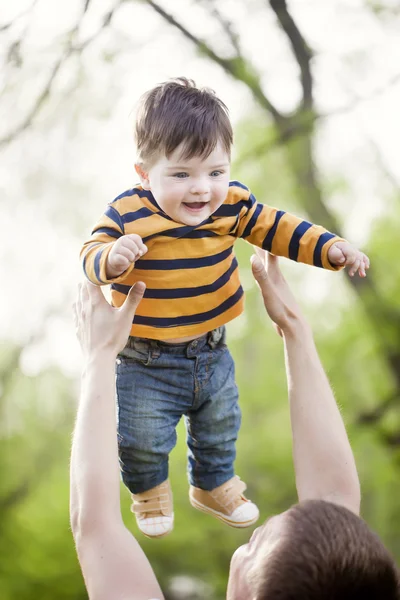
[80,204,135,285]
[236,194,346,271]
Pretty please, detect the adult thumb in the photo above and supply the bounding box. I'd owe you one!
[124,281,146,315]
[251,254,268,284]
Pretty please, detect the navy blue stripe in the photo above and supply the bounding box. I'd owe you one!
[112,258,239,300]
[142,226,218,244]
[112,188,138,202]
[94,248,106,283]
[313,232,335,268]
[288,221,313,261]
[134,188,175,219]
[241,201,263,239]
[229,180,249,192]
[121,206,155,224]
[111,187,153,203]
[137,188,162,210]
[83,254,89,279]
[262,210,286,251]
[228,214,241,235]
[135,246,233,271]
[133,285,244,328]
[82,243,102,280]
[136,188,155,200]
[103,205,124,231]
[93,227,122,239]
[111,187,174,220]
[169,228,218,238]
[214,196,254,218]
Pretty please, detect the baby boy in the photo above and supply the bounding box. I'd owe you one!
[81,78,369,538]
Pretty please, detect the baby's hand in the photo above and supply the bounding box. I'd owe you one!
[328,242,370,278]
[106,234,148,279]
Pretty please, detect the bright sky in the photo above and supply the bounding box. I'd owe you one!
[0,0,399,377]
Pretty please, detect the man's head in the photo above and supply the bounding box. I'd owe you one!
[134,77,232,225]
[228,500,399,600]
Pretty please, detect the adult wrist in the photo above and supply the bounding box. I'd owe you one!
[281,316,312,341]
[82,350,117,374]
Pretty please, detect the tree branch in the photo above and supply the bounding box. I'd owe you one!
[235,70,400,166]
[0,0,39,34]
[0,0,120,148]
[268,0,313,110]
[144,0,285,125]
[380,431,400,448]
[200,0,242,57]
[0,51,70,148]
[356,392,399,426]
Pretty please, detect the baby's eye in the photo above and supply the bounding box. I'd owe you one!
[210,170,224,177]
[173,172,189,179]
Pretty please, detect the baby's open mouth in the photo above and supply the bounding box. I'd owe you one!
[183,202,208,211]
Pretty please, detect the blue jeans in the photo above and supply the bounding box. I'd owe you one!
[116,326,241,494]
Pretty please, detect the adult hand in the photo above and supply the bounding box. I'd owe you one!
[73,280,146,358]
[250,247,306,337]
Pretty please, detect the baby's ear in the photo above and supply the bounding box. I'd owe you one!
[135,163,151,190]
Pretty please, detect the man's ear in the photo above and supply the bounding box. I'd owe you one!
[135,163,151,190]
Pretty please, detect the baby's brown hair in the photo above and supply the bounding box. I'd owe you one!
[135,77,233,166]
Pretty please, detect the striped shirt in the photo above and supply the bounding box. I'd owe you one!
[81,181,343,340]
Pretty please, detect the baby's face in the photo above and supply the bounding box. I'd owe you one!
[137,142,231,226]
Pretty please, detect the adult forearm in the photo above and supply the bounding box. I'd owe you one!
[70,353,122,533]
[283,322,360,513]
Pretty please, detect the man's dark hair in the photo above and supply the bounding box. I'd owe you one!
[135,77,233,165]
[258,500,399,599]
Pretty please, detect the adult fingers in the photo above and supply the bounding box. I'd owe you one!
[76,282,83,315]
[86,280,104,305]
[72,301,78,328]
[254,245,267,267]
[251,254,275,306]
[81,280,90,305]
[266,252,280,278]
[250,254,268,285]
[122,281,146,317]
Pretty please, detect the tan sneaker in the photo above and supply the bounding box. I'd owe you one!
[131,479,174,538]
[189,475,259,528]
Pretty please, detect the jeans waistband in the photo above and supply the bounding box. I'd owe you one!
[125,326,226,357]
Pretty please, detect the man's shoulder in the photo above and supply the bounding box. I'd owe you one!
[109,186,157,215]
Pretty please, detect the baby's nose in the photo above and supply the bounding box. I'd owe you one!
[190,179,210,195]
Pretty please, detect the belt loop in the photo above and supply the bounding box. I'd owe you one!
[150,339,161,360]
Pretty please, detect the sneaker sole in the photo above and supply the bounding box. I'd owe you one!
[138,517,174,539]
[140,527,173,539]
[190,496,259,528]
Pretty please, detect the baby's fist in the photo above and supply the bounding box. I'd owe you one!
[328,241,370,278]
[106,234,148,279]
